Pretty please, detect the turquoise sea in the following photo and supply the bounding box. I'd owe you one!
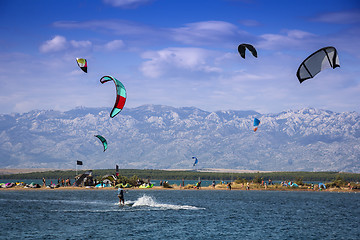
[0,189,359,239]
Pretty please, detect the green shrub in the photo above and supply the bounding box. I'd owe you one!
[235,178,247,184]
[114,175,141,187]
[253,175,262,184]
[162,182,172,188]
[184,184,195,189]
[295,177,303,185]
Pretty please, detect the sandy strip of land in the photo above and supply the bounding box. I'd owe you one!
[0,185,357,193]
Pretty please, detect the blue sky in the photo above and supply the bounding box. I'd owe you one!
[1,0,360,114]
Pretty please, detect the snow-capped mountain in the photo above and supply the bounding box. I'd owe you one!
[0,105,359,172]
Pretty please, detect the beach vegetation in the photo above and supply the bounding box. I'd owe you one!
[253,174,263,184]
[1,169,360,183]
[162,181,172,188]
[184,184,195,189]
[234,178,247,184]
[295,177,304,185]
[111,175,141,187]
[326,177,347,188]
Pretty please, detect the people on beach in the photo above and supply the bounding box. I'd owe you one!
[212,180,216,189]
[227,182,232,190]
[117,187,125,205]
[42,177,46,187]
[246,182,250,190]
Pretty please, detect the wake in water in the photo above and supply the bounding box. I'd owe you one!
[120,195,205,210]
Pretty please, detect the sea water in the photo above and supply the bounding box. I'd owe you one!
[0,190,359,240]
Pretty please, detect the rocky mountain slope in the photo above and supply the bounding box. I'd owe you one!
[0,105,359,172]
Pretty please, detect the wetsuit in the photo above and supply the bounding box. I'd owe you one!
[118,188,124,201]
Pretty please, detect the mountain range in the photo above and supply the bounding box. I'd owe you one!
[0,105,359,172]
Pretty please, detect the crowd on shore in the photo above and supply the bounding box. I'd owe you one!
[1,177,359,193]
[0,177,76,189]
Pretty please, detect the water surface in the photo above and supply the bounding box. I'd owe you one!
[0,190,358,239]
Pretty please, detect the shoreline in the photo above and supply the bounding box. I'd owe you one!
[1,185,358,193]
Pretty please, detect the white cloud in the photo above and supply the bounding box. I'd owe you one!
[170,21,242,45]
[104,40,125,51]
[39,35,67,53]
[70,40,92,48]
[40,36,93,54]
[140,47,222,78]
[54,20,159,37]
[53,20,251,47]
[257,30,317,50]
[102,0,153,8]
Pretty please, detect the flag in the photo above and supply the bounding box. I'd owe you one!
[77,161,83,165]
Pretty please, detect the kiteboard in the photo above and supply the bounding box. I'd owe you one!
[118,202,134,207]
[125,202,134,207]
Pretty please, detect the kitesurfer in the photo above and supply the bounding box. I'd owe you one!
[117,187,125,205]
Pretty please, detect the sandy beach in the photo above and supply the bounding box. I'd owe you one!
[1,183,358,193]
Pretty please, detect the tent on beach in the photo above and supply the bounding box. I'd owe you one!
[5,182,15,188]
[27,182,41,188]
[74,170,93,187]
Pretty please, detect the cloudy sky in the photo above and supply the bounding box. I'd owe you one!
[1,0,360,114]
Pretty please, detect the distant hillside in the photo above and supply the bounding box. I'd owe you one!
[0,168,55,175]
[0,105,359,172]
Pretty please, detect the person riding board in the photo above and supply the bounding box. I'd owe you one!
[117,187,126,205]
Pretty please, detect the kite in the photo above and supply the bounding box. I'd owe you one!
[296,46,340,83]
[253,118,260,132]
[94,135,108,152]
[100,76,127,118]
[192,157,198,167]
[76,58,87,73]
[238,43,257,59]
